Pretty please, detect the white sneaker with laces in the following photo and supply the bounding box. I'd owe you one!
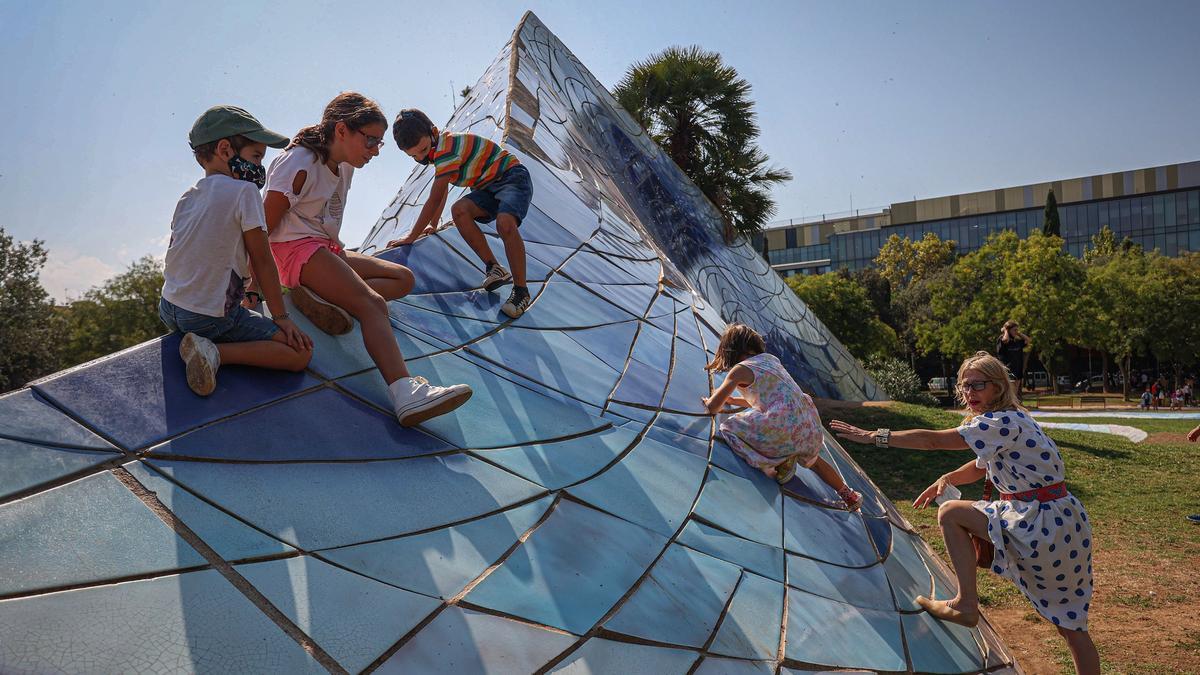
[180,332,220,396]
[482,263,512,292]
[388,376,473,426]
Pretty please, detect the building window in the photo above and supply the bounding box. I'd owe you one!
[785,228,797,249]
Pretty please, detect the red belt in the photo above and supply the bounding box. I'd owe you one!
[1000,482,1067,502]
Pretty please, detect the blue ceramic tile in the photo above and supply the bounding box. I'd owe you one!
[0,568,325,673]
[902,611,986,673]
[782,497,879,567]
[466,325,622,404]
[660,341,711,414]
[820,440,887,517]
[882,526,934,611]
[439,228,558,284]
[692,466,783,548]
[786,554,893,611]
[378,606,577,674]
[277,293,448,380]
[378,232,485,294]
[928,541,962,603]
[0,389,114,449]
[642,422,710,459]
[0,437,120,501]
[237,556,441,673]
[562,320,640,373]
[320,496,552,599]
[147,453,544,550]
[337,350,609,449]
[609,357,669,408]
[518,205,587,247]
[784,588,905,671]
[471,426,637,489]
[566,434,707,536]
[863,515,894,559]
[602,402,656,426]
[674,307,704,348]
[147,388,452,461]
[709,437,770,483]
[708,572,784,660]
[398,284,545,324]
[0,471,205,595]
[647,410,713,441]
[547,639,697,674]
[628,322,674,372]
[589,283,658,318]
[559,249,641,285]
[465,499,668,634]
[605,544,740,647]
[388,299,498,348]
[122,461,294,560]
[513,281,640,329]
[676,520,784,583]
[520,239,579,272]
[32,334,319,450]
[694,657,774,675]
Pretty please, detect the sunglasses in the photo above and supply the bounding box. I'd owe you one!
[958,380,989,392]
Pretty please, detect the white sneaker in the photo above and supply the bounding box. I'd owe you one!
[482,262,512,292]
[179,333,220,396]
[291,285,353,335]
[388,376,473,426]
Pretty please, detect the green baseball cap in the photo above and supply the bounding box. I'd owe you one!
[188,105,290,149]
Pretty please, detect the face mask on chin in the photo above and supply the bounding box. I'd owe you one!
[228,154,266,188]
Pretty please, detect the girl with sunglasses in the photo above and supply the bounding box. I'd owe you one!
[831,351,1098,675]
[262,92,472,426]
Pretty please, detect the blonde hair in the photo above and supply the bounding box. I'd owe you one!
[956,351,1022,414]
[705,324,765,372]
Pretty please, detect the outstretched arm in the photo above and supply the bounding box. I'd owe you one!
[389,177,451,247]
[702,364,753,415]
[829,420,970,450]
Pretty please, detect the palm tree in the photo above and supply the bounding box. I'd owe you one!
[613,45,791,241]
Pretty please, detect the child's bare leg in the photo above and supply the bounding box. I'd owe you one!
[342,249,415,300]
[300,248,410,383]
[809,457,849,492]
[495,213,527,287]
[216,333,311,372]
[1057,626,1100,675]
[450,199,499,267]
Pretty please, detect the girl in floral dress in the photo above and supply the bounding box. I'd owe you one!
[831,351,1099,675]
[702,324,862,511]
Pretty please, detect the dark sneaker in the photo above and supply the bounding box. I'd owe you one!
[179,332,220,396]
[388,376,473,427]
[501,287,531,318]
[482,263,512,292]
[291,285,352,336]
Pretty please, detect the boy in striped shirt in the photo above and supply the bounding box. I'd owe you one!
[389,109,533,318]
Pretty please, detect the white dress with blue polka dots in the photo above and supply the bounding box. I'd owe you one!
[957,409,1093,631]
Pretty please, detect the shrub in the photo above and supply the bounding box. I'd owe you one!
[864,355,939,406]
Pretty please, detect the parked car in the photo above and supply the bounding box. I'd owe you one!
[927,377,951,397]
[1024,371,1050,390]
[1074,375,1107,393]
[1056,375,1072,388]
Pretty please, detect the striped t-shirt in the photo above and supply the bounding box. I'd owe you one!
[429,132,520,188]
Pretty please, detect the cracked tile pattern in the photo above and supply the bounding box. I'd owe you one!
[0,12,1011,674]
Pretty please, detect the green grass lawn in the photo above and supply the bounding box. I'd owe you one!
[821,402,1200,611]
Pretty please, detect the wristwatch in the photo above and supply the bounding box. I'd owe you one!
[874,428,890,449]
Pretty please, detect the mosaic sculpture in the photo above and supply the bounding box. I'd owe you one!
[0,12,1018,674]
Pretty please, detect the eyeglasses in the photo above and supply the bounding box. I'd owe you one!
[355,128,385,149]
[958,381,989,392]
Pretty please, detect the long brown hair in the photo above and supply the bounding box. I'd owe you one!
[290,92,387,164]
[999,319,1029,343]
[705,324,766,372]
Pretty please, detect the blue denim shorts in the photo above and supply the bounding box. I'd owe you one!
[464,164,532,224]
[159,297,278,343]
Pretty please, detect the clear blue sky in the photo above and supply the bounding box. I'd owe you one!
[3,1,1198,299]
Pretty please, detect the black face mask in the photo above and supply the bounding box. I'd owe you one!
[229,154,266,188]
[416,134,437,165]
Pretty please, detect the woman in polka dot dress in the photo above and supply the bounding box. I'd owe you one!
[831,351,1099,675]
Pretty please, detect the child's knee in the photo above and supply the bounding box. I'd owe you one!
[496,215,519,238]
[289,347,313,372]
[450,199,476,220]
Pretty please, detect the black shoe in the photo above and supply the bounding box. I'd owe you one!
[501,287,531,318]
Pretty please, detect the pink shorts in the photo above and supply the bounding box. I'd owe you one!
[270,237,342,288]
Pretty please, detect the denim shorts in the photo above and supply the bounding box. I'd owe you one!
[464,164,532,225]
[159,297,279,343]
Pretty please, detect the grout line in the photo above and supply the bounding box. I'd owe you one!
[109,466,347,674]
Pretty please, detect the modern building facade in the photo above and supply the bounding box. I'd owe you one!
[760,160,1200,275]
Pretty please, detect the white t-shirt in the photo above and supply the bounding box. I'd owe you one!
[264,146,353,246]
[161,174,266,317]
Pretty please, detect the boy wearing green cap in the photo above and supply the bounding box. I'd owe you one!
[159,105,313,396]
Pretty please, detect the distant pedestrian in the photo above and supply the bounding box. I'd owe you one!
[995,320,1031,390]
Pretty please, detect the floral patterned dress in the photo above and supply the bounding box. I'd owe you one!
[718,353,823,470]
[958,409,1093,631]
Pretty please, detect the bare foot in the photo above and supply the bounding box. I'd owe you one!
[916,595,980,627]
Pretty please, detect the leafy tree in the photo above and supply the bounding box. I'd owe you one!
[786,272,898,361]
[1004,232,1084,393]
[614,45,791,240]
[1043,189,1061,237]
[62,256,166,367]
[1144,252,1200,389]
[0,228,65,392]
[873,232,957,289]
[918,231,1020,359]
[1083,245,1153,398]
